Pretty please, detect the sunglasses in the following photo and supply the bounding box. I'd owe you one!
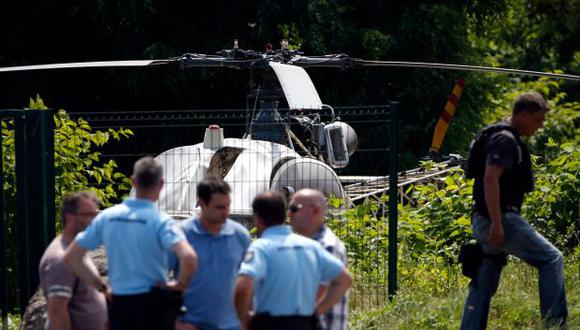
[288,203,315,213]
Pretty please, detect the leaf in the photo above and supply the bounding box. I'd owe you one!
[444,176,454,186]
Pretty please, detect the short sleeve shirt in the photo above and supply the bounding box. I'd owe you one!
[39,236,107,330]
[473,126,533,216]
[485,130,517,169]
[169,218,251,330]
[76,198,185,294]
[238,225,344,316]
[314,225,349,330]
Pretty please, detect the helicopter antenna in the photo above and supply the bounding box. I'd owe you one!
[247,83,261,138]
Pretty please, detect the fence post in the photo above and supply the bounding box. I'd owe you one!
[14,109,55,313]
[0,118,6,329]
[388,102,398,298]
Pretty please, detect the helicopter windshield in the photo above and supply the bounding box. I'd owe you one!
[269,62,323,110]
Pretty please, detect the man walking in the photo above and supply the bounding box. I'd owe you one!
[289,189,349,330]
[171,177,251,330]
[234,191,352,330]
[39,192,107,330]
[461,92,567,329]
[64,156,198,330]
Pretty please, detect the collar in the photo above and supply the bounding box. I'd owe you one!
[262,225,292,238]
[189,218,235,236]
[313,224,327,241]
[123,197,156,209]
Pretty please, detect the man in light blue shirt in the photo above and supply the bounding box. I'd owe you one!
[171,177,251,330]
[65,156,198,330]
[234,192,353,330]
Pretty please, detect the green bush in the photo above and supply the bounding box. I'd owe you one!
[1,96,133,311]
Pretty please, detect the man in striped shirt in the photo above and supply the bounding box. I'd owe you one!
[289,189,349,330]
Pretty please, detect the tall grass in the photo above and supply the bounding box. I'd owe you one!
[349,250,579,329]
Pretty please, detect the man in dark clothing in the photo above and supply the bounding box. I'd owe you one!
[460,92,568,329]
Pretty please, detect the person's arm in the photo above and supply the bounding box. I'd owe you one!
[316,285,327,300]
[315,268,353,315]
[166,240,197,291]
[47,296,72,330]
[484,164,505,247]
[64,242,108,292]
[234,275,254,330]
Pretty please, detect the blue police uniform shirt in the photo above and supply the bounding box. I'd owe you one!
[75,198,185,295]
[169,218,251,330]
[238,225,344,316]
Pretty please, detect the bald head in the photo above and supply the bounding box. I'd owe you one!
[293,189,326,207]
[289,189,326,237]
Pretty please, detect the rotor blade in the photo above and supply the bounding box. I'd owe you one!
[356,60,580,81]
[0,60,169,73]
[431,78,466,155]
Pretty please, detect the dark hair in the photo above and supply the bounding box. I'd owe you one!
[513,91,550,115]
[61,191,98,226]
[197,176,231,204]
[132,156,163,189]
[252,191,287,226]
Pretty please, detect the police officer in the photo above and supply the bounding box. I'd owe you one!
[460,92,568,329]
[234,191,352,330]
[65,156,198,330]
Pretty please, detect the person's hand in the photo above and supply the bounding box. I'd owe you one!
[488,222,505,248]
[96,280,112,301]
[159,279,187,293]
[240,311,253,330]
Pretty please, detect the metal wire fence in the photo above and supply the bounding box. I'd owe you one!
[70,105,399,310]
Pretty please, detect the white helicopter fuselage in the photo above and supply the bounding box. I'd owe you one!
[154,136,346,220]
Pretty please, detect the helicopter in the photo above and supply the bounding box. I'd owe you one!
[1,39,579,221]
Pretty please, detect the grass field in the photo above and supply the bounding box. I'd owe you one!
[349,251,579,329]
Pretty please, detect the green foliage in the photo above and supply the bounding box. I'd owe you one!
[485,77,579,153]
[25,96,134,217]
[349,254,580,329]
[1,96,133,310]
[524,141,579,249]
[328,203,389,281]
[328,74,578,324]
[469,0,579,75]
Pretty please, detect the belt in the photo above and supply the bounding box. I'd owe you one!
[504,205,520,213]
[250,313,319,330]
[474,205,520,217]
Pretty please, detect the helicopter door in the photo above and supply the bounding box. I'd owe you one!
[324,123,349,168]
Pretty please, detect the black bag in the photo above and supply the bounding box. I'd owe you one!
[458,241,484,279]
[459,241,509,280]
[464,123,517,179]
